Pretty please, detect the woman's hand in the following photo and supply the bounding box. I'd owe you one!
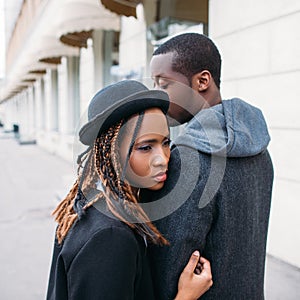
[175,251,213,300]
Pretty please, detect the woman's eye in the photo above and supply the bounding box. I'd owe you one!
[137,145,152,151]
[163,139,171,147]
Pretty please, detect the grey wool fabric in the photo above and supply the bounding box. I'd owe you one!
[141,98,274,299]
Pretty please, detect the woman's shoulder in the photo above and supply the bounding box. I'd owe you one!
[60,206,141,264]
[75,205,131,234]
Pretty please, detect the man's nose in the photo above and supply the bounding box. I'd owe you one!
[153,82,160,90]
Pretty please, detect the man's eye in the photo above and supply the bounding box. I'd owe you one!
[159,83,169,89]
[158,79,170,89]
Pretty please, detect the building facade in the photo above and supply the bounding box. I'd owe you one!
[0,0,299,268]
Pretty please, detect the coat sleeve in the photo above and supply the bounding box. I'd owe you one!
[67,226,140,300]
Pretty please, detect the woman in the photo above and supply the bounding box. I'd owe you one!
[46,80,212,299]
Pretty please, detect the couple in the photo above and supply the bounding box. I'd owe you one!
[47,33,273,299]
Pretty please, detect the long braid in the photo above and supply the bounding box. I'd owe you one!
[95,121,168,246]
[52,147,95,244]
[81,150,97,194]
[52,180,79,244]
[52,120,168,246]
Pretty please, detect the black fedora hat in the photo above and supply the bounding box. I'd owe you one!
[79,80,169,145]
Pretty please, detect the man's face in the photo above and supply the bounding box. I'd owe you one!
[150,52,196,125]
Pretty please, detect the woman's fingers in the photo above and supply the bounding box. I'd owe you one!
[199,256,213,287]
[176,252,213,299]
[183,250,200,274]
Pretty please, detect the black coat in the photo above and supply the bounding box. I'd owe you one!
[46,206,154,300]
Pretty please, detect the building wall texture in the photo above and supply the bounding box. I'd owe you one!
[209,0,300,267]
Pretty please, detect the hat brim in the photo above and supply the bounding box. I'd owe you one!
[79,90,169,145]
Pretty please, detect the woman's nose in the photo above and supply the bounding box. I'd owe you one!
[151,149,169,167]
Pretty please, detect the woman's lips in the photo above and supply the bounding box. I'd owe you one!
[153,172,167,182]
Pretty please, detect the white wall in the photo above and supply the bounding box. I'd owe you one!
[34,58,75,162]
[76,38,96,159]
[79,39,94,122]
[26,86,36,140]
[209,0,300,267]
[119,4,147,80]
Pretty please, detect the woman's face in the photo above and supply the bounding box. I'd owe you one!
[119,108,170,191]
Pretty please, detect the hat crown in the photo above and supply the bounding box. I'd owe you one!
[79,79,169,145]
[88,80,148,121]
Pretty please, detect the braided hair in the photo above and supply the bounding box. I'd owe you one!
[52,118,168,245]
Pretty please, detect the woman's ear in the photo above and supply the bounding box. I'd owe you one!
[191,70,212,92]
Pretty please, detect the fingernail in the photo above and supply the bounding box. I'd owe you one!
[193,250,200,256]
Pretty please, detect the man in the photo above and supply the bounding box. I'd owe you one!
[142,33,273,299]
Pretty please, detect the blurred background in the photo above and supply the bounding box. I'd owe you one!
[0,0,299,299]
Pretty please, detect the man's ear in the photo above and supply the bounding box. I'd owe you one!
[191,70,212,92]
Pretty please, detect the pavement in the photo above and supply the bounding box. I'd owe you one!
[0,129,300,300]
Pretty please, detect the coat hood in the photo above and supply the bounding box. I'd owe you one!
[175,98,270,157]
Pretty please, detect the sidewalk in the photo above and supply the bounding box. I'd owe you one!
[0,131,300,299]
[0,133,74,300]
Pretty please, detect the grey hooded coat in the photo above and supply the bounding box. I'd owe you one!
[141,98,274,300]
